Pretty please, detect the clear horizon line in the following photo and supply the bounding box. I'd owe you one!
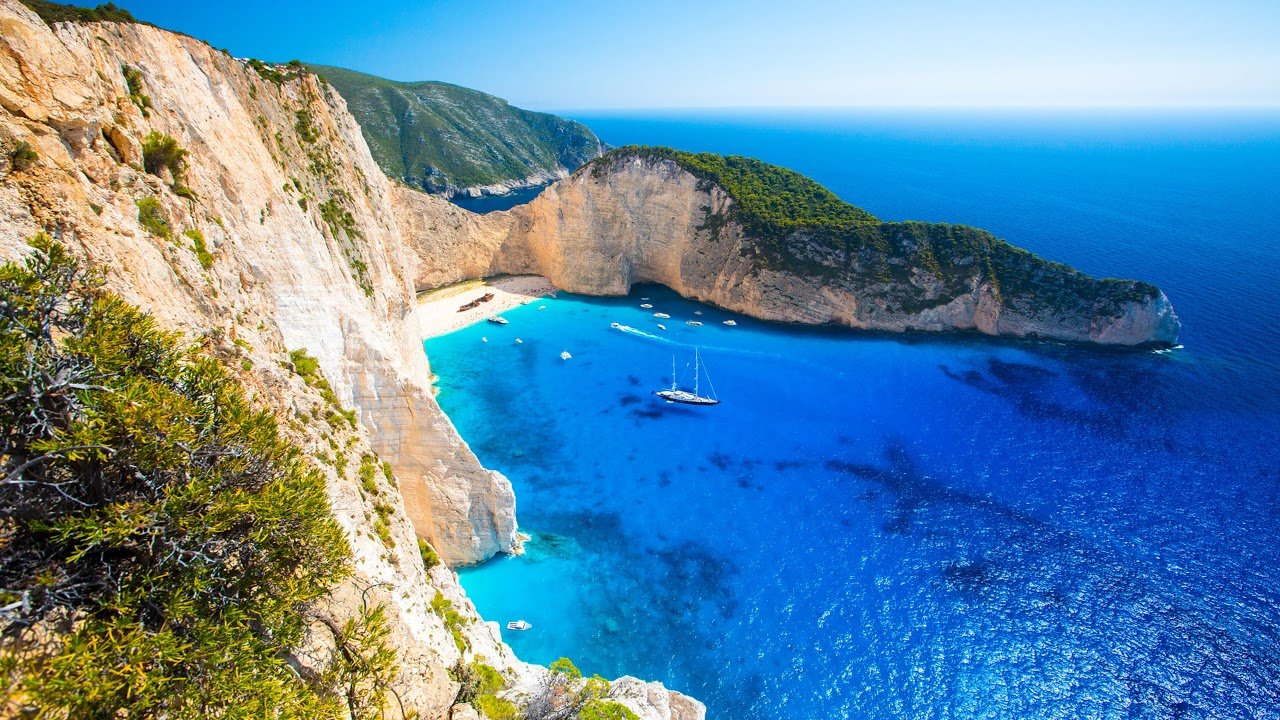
[543,103,1280,115]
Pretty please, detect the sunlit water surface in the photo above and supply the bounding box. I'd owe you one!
[426,111,1280,719]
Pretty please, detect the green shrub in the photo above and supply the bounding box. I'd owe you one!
[473,694,518,720]
[121,64,151,116]
[430,591,468,653]
[183,227,213,269]
[9,141,37,172]
[451,658,505,704]
[295,108,320,144]
[319,603,398,720]
[418,538,441,570]
[550,657,582,679]
[580,699,641,720]
[0,236,353,716]
[141,131,187,179]
[135,196,170,239]
[247,58,284,86]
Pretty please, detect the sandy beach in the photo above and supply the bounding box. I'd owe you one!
[413,275,558,339]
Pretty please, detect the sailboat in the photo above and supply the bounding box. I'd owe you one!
[655,348,720,406]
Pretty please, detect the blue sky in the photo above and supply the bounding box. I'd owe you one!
[83,0,1280,110]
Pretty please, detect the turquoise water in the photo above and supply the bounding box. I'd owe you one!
[426,111,1280,719]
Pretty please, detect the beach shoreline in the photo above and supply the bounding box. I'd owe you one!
[413,275,557,339]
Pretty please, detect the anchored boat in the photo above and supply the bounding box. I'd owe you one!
[507,620,532,631]
[656,348,720,406]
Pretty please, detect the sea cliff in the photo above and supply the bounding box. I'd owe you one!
[396,149,1180,347]
[0,2,702,717]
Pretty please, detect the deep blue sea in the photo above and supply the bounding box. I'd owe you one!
[426,111,1280,719]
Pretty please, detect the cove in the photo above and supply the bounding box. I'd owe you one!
[427,284,1279,718]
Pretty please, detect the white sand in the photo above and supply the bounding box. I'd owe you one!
[414,275,557,339]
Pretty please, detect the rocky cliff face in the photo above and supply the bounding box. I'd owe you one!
[398,152,1179,347]
[0,3,702,717]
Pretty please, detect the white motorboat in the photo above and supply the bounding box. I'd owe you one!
[507,620,532,631]
[640,303,653,309]
[487,316,509,325]
[722,320,737,326]
[657,323,666,330]
[686,320,703,327]
[560,350,572,360]
[654,312,671,319]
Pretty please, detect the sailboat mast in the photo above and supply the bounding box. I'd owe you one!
[694,348,700,396]
[671,355,677,391]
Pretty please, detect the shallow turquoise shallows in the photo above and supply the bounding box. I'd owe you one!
[426,111,1280,720]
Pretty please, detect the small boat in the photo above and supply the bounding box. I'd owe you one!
[657,323,666,330]
[610,322,623,329]
[487,316,509,325]
[538,305,547,310]
[654,312,671,319]
[507,620,532,631]
[694,310,703,316]
[641,297,650,301]
[640,303,653,309]
[722,320,737,326]
[655,349,719,406]
[686,321,703,327]
[481,337,488,343]
[560,350,572,360]
[515,338,523,344]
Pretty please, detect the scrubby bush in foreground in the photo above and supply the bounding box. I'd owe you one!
[0,236,376,717]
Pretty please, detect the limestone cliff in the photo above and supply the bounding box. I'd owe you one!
[398,149,1180,347]
[0,3,702,718]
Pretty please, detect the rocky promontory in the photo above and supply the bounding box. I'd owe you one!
[400,147,1180,347]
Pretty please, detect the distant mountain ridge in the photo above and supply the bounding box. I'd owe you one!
[309,64,603,198]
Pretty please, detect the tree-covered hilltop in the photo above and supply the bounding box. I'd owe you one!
[18,0,140,25]
[311,65,603,195]
[593,146,880,239]
[591,146,1160,318]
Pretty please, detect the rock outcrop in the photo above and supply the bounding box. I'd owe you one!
[397,150,1180,347]
[0,3,702,717]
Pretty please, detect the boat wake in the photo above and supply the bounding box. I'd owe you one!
[610,322,674,344]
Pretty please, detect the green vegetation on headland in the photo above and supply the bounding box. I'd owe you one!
[593,146,1160,318]
[0,238,393,716]
[18,0,139,25]
[309,64,603,194]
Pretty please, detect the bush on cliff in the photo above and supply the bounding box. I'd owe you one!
[141,130,188,179]
[0,236,384,717]
[8,142,38,173]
